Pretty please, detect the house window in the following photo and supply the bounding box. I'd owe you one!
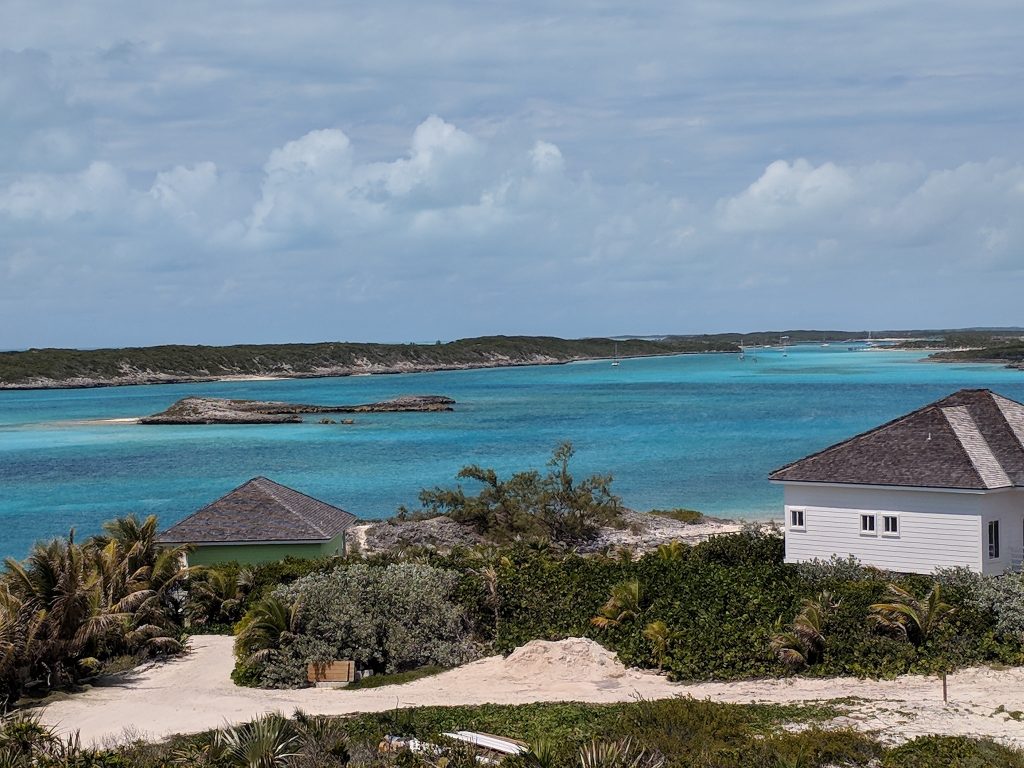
[860,514,876,535]
[789,508,805,531]
[882,515,899,537]
[989,521,1000,559]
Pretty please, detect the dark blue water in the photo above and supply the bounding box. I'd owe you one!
[1,345,1022,558]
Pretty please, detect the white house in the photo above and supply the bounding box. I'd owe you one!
[770,388,1024,575]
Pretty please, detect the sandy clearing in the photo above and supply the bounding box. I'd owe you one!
[39,636,1024,747]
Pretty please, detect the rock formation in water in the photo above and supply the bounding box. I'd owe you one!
[139,395,455,424]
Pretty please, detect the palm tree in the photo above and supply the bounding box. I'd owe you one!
[235,596,302,665]
[770,591,838,669]
[869,583,954,645]
[3,535,109,687]
[214,713,298,768]
[0,519,191,696]
[187,568,249,627]
[591,579,642,629]
[654,542,684,562]
[642,620,675,672]
[467,547,511,642]
[578,737,663,768]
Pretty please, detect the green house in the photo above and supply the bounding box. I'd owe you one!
[158,476,358,566]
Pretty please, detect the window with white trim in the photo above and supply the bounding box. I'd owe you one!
[882,515,899,537]
[988,520,1000,559]
[860,513,876,535]
[789,508,805,531]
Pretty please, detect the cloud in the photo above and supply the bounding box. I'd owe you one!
[717,159,858,232]
[0,110,1022,346]
[0,162,127,221]
[715,158,1024,272]
[0,49,93,172]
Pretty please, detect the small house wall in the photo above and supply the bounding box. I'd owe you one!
[782,484,988,574]
[186,531,346,567]
[979,491,1024,575]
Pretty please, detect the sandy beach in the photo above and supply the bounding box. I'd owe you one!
[39,635,1024,748]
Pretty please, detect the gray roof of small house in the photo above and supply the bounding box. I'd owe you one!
[158,476,358,544]
[769,389,1024,490]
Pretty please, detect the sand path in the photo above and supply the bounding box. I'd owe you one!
[40,636,1024,747]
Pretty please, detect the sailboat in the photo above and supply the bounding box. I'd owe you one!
[611,342,620,367]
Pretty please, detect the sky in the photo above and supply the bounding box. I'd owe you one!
[1,1,1022,348]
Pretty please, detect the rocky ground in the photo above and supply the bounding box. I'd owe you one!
[348,509,746,557]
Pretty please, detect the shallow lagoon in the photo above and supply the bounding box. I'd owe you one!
[1,345,1022,558]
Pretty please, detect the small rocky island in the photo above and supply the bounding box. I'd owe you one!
[139,395,455,424]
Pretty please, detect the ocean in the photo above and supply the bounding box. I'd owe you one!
[1,344,1022,559]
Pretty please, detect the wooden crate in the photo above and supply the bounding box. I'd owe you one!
[307,660,355,683]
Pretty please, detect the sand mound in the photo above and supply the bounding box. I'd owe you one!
[503,638,627,680]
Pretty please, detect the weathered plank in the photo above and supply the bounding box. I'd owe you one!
[307,660,355,683]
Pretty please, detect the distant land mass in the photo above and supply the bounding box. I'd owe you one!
[0,335,737,390]
[2,329,1021,390]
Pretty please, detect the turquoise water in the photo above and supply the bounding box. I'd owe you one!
[1,345,1023,559]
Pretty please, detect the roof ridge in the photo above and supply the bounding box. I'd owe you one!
[941,405,1012,489]
[993,393,1024,453]
[252,477,330,538]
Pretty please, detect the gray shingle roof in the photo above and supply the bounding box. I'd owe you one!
[158,476,358,544]
[769,389,1024,490]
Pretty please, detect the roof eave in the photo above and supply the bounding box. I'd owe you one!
[769,478,1009,494]
[158,537,336,546]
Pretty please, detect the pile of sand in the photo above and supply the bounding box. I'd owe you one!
[503,638,627,680]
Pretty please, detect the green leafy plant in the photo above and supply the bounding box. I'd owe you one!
[869,584,955,645]
[591,580,642,629]
[771,592,839,669]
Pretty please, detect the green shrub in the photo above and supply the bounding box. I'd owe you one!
[250,562,479,688]
[882,735,1024,768]
[648,508,703,524]
[343,666,446,690]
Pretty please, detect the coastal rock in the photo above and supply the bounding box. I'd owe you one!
[139,395,455,425]
[351,510,746,557]
[358,516,484,553]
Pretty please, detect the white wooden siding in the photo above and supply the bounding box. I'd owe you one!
[782,484,990,574]
[979,491,1024,575]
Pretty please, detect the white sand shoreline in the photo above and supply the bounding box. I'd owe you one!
[39,635,1024,748]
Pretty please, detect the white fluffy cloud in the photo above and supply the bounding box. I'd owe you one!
[1,113,1021,349]
[0,162,127,221]
[0,1,1022,344]
[715,158,1024,272]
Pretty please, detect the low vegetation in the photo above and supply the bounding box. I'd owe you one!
[647,508,703,524]
[5,698,1024,767]
[342,665,446,690]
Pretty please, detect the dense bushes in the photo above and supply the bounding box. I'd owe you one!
[235,563,480,688]
[486,529,1024,680]
[222,526,1024,687]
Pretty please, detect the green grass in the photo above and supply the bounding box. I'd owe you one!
[81,698,1024,767]
[342,666,446,690]
[648,508,704,524]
